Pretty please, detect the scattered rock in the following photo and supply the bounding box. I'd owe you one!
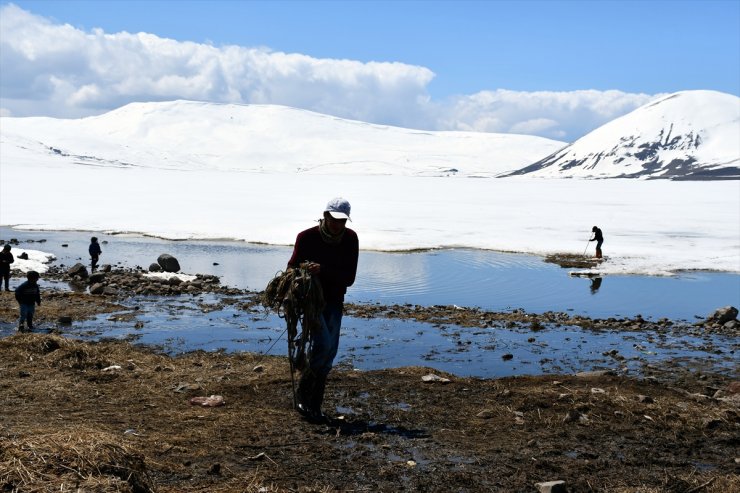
[18,252,29,260]
[476,410,494,419]
[67,263,89,279]
[148,263,162,272]
[638,395,654,403]
[535,480,567,493]
[705,306,738,325]
[575,370,613,378]
[57,316,73,324]
[157,254,181,273]
[189,395,225,407]
[422,374,451,384]
[88,272,106,284]
[89,283,105,295]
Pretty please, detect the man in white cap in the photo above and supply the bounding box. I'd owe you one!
[287,197,359,423]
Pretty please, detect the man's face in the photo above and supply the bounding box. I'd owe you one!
[324,213,347,235]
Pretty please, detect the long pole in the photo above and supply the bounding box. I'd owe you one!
[582,236,591,256]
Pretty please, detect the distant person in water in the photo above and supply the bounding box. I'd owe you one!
[89,237,102,271]
[15,270,41,331]
[0,244,14,291]
[589,226,604,259]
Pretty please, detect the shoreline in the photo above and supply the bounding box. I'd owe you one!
[3,225,740,277]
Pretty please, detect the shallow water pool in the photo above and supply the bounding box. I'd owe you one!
[1,227,738,320]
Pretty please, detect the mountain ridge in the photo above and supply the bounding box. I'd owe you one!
[0,100,566,178]
[503,90,739,180]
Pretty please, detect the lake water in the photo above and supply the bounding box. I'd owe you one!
[1,227,738,377]
[2,227,738,320]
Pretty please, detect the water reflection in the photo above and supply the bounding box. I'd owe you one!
[590,277,603,294]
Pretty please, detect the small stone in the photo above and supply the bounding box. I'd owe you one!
[252,365,264,373]
[421,373,451,384]
[575,370,612,378]
[476,410,494,419]
[89,283,105,295]
[535,480,567,493]
[638,395,654,403]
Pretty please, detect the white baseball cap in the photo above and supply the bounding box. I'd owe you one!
[325,197,351,221]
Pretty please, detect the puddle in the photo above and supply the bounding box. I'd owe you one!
[1,291,736,378]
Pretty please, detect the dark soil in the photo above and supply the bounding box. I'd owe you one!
[0,270,738,492]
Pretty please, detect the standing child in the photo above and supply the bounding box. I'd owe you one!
[89,237,102,271]
[0,244,13,291]
[15,270,41,332]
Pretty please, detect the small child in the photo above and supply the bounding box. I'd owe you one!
[89,237,102,272]
[15,270,41,332]
[0,244,13,291]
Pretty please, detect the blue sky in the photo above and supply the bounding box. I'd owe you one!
[1,0,739,140]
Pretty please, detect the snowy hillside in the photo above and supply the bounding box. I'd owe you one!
[0,100,565,178]
[504,91,740,180]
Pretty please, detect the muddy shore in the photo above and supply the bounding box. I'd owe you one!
[0,265,738,492]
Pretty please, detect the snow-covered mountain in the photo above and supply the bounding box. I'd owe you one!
[0,100,565,178]
[504,91,740,180]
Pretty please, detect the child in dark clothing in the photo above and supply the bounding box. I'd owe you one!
[89,237,102,271]
[15,270,41,331]
[0,244,13,291]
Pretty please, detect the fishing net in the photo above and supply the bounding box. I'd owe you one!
[262,263,325,373]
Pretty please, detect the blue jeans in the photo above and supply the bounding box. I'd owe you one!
[309,302,344,378]
[19,303,36,327]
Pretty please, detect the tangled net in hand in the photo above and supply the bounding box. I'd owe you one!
[262,263,325,371]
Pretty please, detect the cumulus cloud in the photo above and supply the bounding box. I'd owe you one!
[0,4,659,141]
[435,89,660,141]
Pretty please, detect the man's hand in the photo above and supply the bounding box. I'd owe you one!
[306,262,321,274]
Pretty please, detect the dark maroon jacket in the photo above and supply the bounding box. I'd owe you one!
[288,225,359,303]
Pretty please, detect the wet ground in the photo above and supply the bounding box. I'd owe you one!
[1,332,738,493]
[0,243,738,491]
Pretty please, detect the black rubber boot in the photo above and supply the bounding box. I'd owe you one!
[296,371,314,412]
[311,373,327,414]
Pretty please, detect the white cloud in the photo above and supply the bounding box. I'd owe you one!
[435,89,660,141]
[0,4,661,141]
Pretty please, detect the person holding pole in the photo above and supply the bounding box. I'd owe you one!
[287,197,359,424]
[589,226,604,259]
